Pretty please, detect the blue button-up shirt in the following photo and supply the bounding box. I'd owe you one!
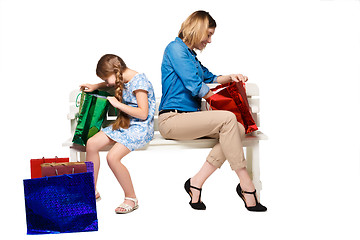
[159,37,218,112]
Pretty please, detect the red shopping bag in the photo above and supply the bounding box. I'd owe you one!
[30,157,69,179]
[41,162,87,177]
[206,82,258,134]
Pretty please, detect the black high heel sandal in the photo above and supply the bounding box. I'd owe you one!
[236,184,267,212]
[184,178,206,210]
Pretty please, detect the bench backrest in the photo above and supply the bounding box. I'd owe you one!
[67,83,260,134]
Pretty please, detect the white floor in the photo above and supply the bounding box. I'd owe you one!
[11,146,360,240]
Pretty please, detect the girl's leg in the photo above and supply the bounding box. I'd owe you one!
[106,143,135,211]
[86,131,114,188]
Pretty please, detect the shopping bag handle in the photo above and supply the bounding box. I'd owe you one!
[75,92,83,107]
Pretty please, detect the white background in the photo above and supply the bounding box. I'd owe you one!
[1,0,359,239]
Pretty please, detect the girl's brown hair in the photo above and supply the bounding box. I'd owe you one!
[178,10,216,49]
[96,54,130,130]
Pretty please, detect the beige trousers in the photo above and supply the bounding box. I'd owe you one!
[158,110,246,170]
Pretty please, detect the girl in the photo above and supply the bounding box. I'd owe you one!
[158,11,266,211]
[80,54,156,214]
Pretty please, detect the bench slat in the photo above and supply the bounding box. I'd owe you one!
[63,131,267,151]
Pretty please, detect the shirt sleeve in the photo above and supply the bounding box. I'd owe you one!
[165,43,209,98]
[199,62,218,83]
[131,75,151,94]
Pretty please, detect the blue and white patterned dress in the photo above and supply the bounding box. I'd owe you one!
[102,73,156,151]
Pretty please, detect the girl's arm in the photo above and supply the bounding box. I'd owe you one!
[80,82,108,92]
[107,90,149,120]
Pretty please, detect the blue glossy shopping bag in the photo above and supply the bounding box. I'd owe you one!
[23,172,98,234]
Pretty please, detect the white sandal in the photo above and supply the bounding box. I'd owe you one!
[115,197,139,214]
[95,190,101,202]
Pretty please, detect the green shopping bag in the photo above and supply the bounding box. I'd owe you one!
[72,90,111,146]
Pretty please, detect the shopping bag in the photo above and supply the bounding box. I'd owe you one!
[85,161,94,174]
[23,172,98,234]
[30,157,69,179]
[207,82,258,134]
[41,162,87,177]
[72,90,111,146]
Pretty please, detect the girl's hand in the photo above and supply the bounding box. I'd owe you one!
[80,83,97,92]
[106,90,149,120]
[229,74,248,83]
[107,96,121,108]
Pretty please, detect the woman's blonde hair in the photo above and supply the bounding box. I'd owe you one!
[178,10,216,48]
[96,54,130,130]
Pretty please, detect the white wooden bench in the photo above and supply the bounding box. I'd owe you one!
[62,83,267,194]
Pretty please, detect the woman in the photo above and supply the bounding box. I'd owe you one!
[158,10,266,212]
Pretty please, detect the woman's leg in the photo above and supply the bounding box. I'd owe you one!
[189,161,217,203]
[190,162,257,207]
[235,168,257,207]
[159,111,244,203]
[160,111,246,169]
[86,131,114,188]
[160,111,257,206]
[206,122,246,169]
[207,123,258,207]
[106,143,135,211]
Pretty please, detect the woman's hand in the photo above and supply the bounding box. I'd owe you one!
[216,74,248,85]
[80,83,97,92]
[229,74,248,83]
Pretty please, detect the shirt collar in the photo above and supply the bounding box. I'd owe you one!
[175,37,197,57]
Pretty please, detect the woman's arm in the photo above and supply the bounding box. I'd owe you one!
[216,74,248,85]
[107,90,149,120]
[200,63,217,83]
[202,74,248,99]
[203,90,214,99]
[166,43,210,98]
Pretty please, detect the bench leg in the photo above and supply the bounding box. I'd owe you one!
[246,141,262,199]
[79,152,86,162]
[69,147,87,162]
[70,148,78,162]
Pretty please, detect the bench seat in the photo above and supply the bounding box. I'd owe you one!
[62,130,267,152]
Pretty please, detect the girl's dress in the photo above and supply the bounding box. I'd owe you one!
[102,73,156,151]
